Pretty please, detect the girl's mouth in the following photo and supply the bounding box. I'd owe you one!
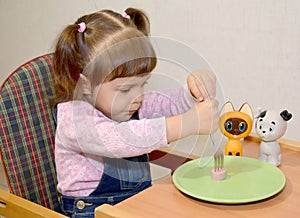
[129,105,140,115]
[129,110,136,116]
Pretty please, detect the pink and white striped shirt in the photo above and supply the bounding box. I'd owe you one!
[55,86,195,196]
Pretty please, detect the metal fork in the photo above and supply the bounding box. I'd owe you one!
[210,133,224,172]
[199,131,225,168]
[213,148,224,172]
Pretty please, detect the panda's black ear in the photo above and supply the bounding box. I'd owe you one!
[280,110,292,121]
[258,110,267,118]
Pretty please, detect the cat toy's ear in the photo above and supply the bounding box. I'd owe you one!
[239,103,253,119]
[220,101,235,116]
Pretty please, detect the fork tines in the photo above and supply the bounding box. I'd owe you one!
[214,153,224,172]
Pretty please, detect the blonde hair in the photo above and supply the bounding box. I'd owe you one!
[53,8,156,104]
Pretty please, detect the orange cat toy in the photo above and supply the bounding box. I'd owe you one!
[219,102,253,156]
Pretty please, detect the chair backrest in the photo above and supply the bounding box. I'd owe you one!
[0,54,60,212]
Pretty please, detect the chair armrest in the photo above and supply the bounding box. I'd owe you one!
[0,189,67,218]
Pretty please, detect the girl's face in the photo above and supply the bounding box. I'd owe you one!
[94,74,151,122]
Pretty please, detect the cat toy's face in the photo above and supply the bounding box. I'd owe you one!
[219,111,252,139]
[219,102,253,156]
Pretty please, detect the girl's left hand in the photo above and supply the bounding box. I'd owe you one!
[187,70,216,101]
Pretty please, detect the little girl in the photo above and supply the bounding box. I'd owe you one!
[53,8,218,217]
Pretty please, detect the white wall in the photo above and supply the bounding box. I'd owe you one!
[1,0,299,142]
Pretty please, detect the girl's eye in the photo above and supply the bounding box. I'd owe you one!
[225,121,233,131]
[239,122,246,132]
[119,88,131,93]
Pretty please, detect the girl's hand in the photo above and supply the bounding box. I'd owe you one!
[187,70,216,101]
[185,99,219,135]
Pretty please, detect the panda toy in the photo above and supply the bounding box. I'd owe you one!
[255,110,292,166]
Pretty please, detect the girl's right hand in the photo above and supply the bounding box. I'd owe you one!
[187,70,216,102]
[183,99,219,135]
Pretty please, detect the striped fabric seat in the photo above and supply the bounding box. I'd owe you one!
[0,54,61,212]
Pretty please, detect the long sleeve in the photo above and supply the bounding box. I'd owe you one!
[139,84,195,119]
[56,101,168,158]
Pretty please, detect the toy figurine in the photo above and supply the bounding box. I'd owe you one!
[219,101,253,156]
[255,109,292,166]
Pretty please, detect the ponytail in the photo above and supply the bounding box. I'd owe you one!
[125,8,151,36]
[53,24,86,103]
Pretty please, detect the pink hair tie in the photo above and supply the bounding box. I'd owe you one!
[78,22,86,33]
[121,11,130,19]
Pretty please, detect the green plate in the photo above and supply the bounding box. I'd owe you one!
[172,156,286,204]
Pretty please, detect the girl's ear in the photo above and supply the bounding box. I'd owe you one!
[220,101,234,116]
[239,103,253,119]
[79,74,92,95]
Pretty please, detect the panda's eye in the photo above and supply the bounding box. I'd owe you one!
[225,121,233,131]
[259,118,263,122]
[269,127,273,132]
[239,122,247,132]
[259,125,262,130]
